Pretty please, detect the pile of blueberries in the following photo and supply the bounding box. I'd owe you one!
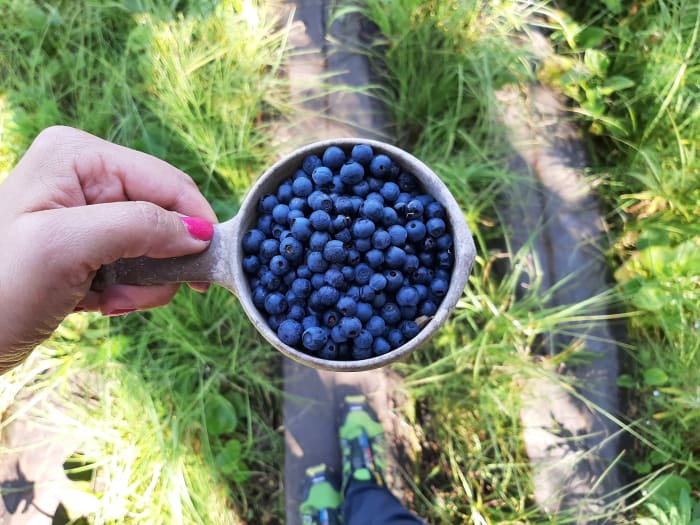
[241,144,454,361]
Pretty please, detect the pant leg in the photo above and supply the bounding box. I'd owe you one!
[343,481,426,525]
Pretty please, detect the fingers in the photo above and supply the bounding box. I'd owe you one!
[11,126,218,223]
[77,284,181,315]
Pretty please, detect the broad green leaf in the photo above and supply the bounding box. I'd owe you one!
[616,374,636,388]
[215,439,242,475]
[643,368,669,387]
[599,75,635,95]
[584,49,610,76]
[575,27,607,49]
[631,282,668,311]
[602,0,622,14]
[204,394,238,436]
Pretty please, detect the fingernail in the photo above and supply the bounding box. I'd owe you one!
[181,216,214,241]
[106,308,136,317]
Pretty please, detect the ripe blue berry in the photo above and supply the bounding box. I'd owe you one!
[381,303,401,325]
[387,329,405,348]
[272,204,290,225]
[257,215,273,235]
[323,311,340,328]
[352,346,373,360]
[382,207,399,227]
[310,210,331,231]
[365,249,384,269]
[243,255,260,274]
[346,249,361,265]
[346,286,360,301]
[366,315,386,337]
[352,218,375,239]
[269,255,290,276]
[264,292,288,315]
[351,144,373,165]
[369,154,392,177]
[296,265,312,279]
[309,231,331,251]
[403,255,420,274]
[397,286,419,307]
[372,292,387,308]
[360,285,376,302]
[268,314,285,331]
[354,263,372,285]
[334,228,352,244]
[437,234,453,250]
[339,161,365,185]
[400,320,420,339]
[341,266,355,282]
[312,166,334,186]
[400,305,418,320]
[354,330,373,349]
[292,176,313,197]
[318,286,340,306]
[426,218,446,238]
[302,155,322,175]
[414,284,429,301]
[280,236,304,262]
[323,240,346,263]
[369,273,387,292]
[352,181,370,198]
[271,223,285,239]
[259,238,280,263]
[289,197,307,211]
[373,337,391,355]
[398,172,418,191]
[307,251,328,273]
[259,194,279,213]
[380,182,400,202]
[310,273,325,290]
[431,277,449,297]
[425,201,446,219]
[291,217,312,241]
[371,230,391,250]
[406,220,427,242]
[356,302,373,323]
[322,146,346,170]
[277,181,293,203]
[243,229,266,254]
[384,246,407,269]
[406,199,424,218]
[360,199,383,222]
[332,215,350,232]
[438,251,453,269]
[339,317,362,338]
[260,270,281,291]
[337,296,358,316]
[384,269,403,291]
[303,315,319,330]
[252,286,267,309]
[335,196,354,215]
[302,326,328,352]
[412,267,432,285]
[324,268,345,288]
[331,325,348,343]
[319,341,339,360]
[387,225,407,246]
[354,238,372,252]
[368,177,383,192]
[288,305,305,321]
[291,278,312,297]
[278,319,303,346]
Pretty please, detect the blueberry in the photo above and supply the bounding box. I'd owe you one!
[382,207,400,227]
[381,303,401,325]
[283,271,297,287]
[269,255,289,276]
[257,215,273,236]
[380,182,400,202]
[347,249,361,265]
[322,146,346,170]
[339,316,362,338]
[354,238,372,252]
[323,239,346,264]
[337,296,357,316]
[350,196,364,214]
[437,234,453,250]
[302,155,322,176]
[292,176,313,197]
[334,228,352,244]
[331,325,348,343]
[309,231,330,251]
[341,266,355,282]
[297,265,312,279]
[272,203,290,225]
[329,175,344,194]
[291,217,312,241]
[310,273,325,290]
[310,210,332,231]
[307,251,328,273]
[400,320,420,339]
[352,346,373,360]
[339,160,365,185]
[259,238,280,263]
[331,215,350,232]
[360,285,376,302]
[400,305,417,320]
[288,305,306,321]
[271,223,285,239]
[324,268,345,288]
[259,194,279,213]
[372,337,391,355]
[278,319,303,346]
[291,278,312,297]
[243,229,266,254]
[426,218,446,238]
[289,197,307,211]
[397,172,418,192]
[354,263,372,285]
[365,249,384,269]
[369,273,387,292]
[425,201,446,219]
[412,267,432,285]
[302,315,319,330]
[406,199,424,218]
[385,246,407,268]
[435,269,450,281]
[438,251,453,269]
[346,286,361,301]
[261,270,281,291]
[351,144,373,165]
[354,330,373,349]
[264,292,288,315]
[418,252,435,268]
[369,154,392,177]
[371,230,391,250]
[431,277,449,297]
[406,220,427,242]
[414,284,429,301]
[372,292,387,309]
[243,255,260,274]
[268,314,285,331]
[352,218,375,239]
[302,326,328,352]
[397,286,419,307]
[308,191,333,212]
[423,237,437,253]
[387,225,407,246]
[319,341,339,360]
[335,196,354,216]
[384,269,404,291]
[280,236,304,262]
[318,286,340,306]
[387,329,405,348]
[366,315,386,337]
[311,166,334,187]
[323,310,340,328]
[403,255,420,274]
[360,199,383,222]
[352,181,370,197]
[277,181,294,203]
[252,286,267,309]
[368,177,383,192]
[356,302,373,323]
[417,194,434,207]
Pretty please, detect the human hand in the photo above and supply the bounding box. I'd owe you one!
[0,126,218,372]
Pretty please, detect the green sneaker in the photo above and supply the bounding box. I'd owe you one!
[339,395,387,494]
[299,463,342,525]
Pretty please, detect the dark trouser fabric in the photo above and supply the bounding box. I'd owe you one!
[343,482,425,525]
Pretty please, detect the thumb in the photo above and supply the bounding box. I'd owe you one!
[36,201,215,277]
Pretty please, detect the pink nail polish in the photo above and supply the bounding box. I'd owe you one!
[106,308,136,316]
[181,217,214,241]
